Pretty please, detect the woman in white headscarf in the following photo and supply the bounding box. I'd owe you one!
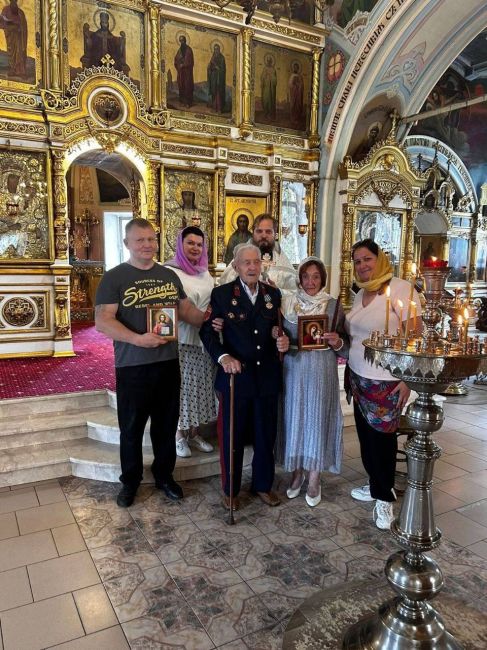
[276,257,347,507]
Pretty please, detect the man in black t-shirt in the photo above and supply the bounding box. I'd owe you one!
[95,218,204,507]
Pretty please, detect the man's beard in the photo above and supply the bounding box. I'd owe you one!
[258,241,274,257]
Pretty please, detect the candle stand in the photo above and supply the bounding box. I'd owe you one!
[342,266,487,649]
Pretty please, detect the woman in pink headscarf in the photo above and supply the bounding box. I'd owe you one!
[165,227,216,458]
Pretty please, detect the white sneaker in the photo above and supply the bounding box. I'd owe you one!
[188,434,214,453]
[373,500,394,530]
[176,438,191,458]
[351,484,375,502]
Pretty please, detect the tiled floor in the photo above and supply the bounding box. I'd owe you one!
[1,388,487,649]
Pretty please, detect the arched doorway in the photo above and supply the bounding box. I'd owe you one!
[65,149,144,322]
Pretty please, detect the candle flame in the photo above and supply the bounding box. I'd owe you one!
[397,299,403,308]
[385,285,390,297]
[464,307,469,319]
[431,256,437,262]
[411,301,416,307]
[411,263,417,275]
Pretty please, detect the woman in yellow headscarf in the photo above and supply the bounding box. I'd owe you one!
[344,239,422,531]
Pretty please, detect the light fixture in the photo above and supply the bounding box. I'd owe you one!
[212,0,330,24]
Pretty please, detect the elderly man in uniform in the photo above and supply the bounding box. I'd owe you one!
[200,243,289,510]
[219,213,297,291]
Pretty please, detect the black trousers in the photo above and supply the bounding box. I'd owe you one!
[354,401,397,502]
[219,392,278,497]
[116,359,180,489]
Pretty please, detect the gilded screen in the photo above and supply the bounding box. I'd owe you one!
[64,0,145,90]
[252,41,312,133]
[163,20,237,124]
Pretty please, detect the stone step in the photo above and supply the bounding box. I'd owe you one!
[0,437,249,487]
[0,441,74,488]
[0,391,109,419]
[0,406,113,450]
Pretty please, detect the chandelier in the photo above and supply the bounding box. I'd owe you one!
[212,0,332,24]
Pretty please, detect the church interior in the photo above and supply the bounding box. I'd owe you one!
[0,0,487,648]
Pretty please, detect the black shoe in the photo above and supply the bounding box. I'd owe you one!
[116,485,137,508]
[156,477,183,501]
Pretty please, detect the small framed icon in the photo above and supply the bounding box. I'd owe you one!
[298,314,329,351]
[147,304,178,341]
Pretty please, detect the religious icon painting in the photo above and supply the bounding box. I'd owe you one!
[162,19,237,124]
[161,168,214,263]
[0,0,41,89]
[298,314,329,351]
[147,304,178,341]
[0,148,52,262]
[252,40,312,133]
[223,195,268,265]
[63,0,146,91]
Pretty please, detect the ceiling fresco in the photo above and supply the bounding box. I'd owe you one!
[410,32,487,196]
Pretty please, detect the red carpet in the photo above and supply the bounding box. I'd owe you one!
[0,323,115,399]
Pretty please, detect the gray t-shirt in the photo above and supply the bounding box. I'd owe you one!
[96,262,187,368]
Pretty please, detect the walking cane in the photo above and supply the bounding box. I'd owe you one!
[228,373,236,525]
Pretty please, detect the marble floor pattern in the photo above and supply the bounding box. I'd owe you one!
[1,389,487,648]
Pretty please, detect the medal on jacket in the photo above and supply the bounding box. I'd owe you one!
[231,284,240,307]
[264,292,273,310]
[228,312,235,319]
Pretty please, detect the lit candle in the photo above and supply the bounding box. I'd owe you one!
[457,315,463,342]
[397,299,404,335]
[385,285,391,334]
[411,301,417,333]
[463,307,469,345]
[405,263,417,337]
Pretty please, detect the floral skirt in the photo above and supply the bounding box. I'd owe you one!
[178,344,218,430]
[348,367,401,434]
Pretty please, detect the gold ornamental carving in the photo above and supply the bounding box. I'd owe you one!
[79,168,94,204]
[217,169,226,263]
[163,0,241,21]
[231,172,263,186]
[32,296,46,328]
[2,297,35,327]
[228,152,267,165]
[249,19,322,45]
[161,143,215,159]
[253,131,304,147]
[47,0,61,90]
[239,28,254,139]
[147,162,160,233]
[54,289,70,339]
[282,159,309,171]
[270,173,281,224]
[309,178,318,257]
[148,3,161,109]
[308,48,323,149]
[468,212,479,284]
[0,121,47,137]
[170,119,231,137]
[0,91,39,108]
[52,150,69,260]
[340,205,354,308]
[404,210,415,277]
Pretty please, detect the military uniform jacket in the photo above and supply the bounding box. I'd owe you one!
[199,279,282,398]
